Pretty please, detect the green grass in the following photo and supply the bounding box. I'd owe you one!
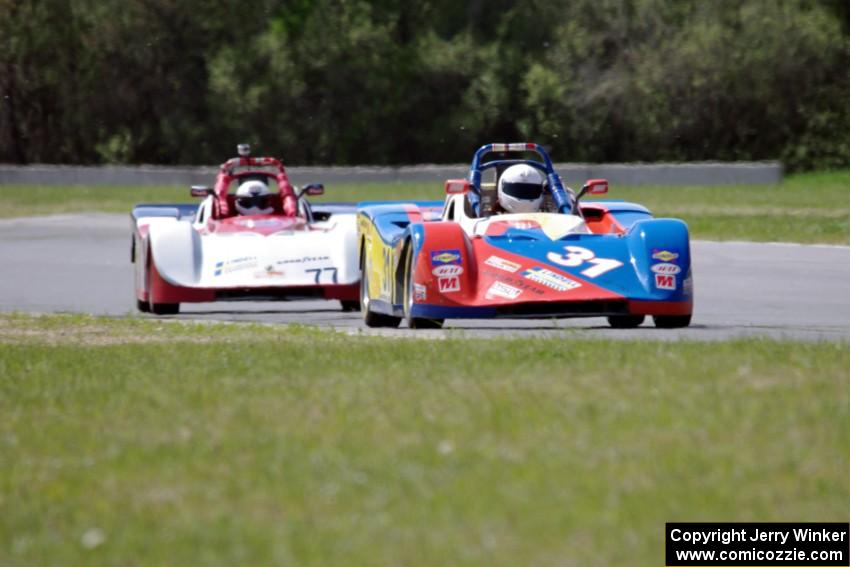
[0,183,439,218]
[2,170,849,243]
[1,314,848,566]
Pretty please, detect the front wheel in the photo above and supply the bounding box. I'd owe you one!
[653,315,692,328]
[146,248,180,316]
[340,299,360,312]
[150,302,180,315]
[361,256,401,328]
[403,246,443,330]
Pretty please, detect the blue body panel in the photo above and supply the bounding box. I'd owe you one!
[357,144,692,321]
[357,201,442,246]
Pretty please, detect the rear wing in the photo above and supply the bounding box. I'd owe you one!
[131,203,199,223]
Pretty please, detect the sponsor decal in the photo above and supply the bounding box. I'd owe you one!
[651,249,679,263]
[413,283,427,302]
[214,256,257,276]
[432,265,463,277]
[522,267,581,292]
[485,255,521,273]
[253,265,285,279]
[430,249,462,266]
[438,276,461,293]
[508,220,540,230]
[276,255,330,265]
[482,269,545,296]
[651,262,681,275]
[486,281,522,300]
[655,273,676,290]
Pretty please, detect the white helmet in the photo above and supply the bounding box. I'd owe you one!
[235,180,273,215]
[497,164,545,214]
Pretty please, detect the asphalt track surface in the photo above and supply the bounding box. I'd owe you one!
[2,213,849,342]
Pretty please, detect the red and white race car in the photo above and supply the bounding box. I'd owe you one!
[131,145,360,314]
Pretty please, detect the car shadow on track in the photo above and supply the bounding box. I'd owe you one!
[442,322,708,332]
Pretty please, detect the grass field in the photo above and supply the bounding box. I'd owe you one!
[1,314,848,566]
[1,169,849,243]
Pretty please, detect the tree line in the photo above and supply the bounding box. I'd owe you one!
[1,0,849,170]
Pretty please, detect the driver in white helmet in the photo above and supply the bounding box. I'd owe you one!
[496,164,546,214]
[234,179,274,216]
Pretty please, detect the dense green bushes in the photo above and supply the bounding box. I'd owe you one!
[1,0,848,169]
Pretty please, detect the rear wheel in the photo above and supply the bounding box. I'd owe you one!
[607,315,645,328]
[361,256,401,328]
[653,315,692,328]
[403,246,443,329]
[340,300,360,312]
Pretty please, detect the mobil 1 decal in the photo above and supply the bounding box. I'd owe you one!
[655,273,676,290]
[438,276,461,293]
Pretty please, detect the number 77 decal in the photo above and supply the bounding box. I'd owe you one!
[546,246,622,278]
[305,267,339,284]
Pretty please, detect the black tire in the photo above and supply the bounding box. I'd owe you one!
[653,315,692,328]
[340,300,360,312]
[136,299,150,313]
[403,246,444,329]
[607,315,645,328]
[146,248,180,316]
[150,301,179,315]
[361,256,401,328]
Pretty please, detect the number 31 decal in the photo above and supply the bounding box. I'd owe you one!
[546,246,622,278]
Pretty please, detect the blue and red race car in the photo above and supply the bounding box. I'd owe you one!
[357,143,693,329]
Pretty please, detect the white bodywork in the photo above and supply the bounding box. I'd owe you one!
[441,193,591,239]
[136,199,359,290]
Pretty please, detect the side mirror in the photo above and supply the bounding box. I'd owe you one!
[299,183,324,198]
[581,179,608,195]
[445,179,471,195]
[190,185,213,197]
[573,178,609,218]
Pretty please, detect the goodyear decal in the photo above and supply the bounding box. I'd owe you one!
[430,249,462,266]
[276,255,330,265]
[482,269,545,296]
[522,267,581,291]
